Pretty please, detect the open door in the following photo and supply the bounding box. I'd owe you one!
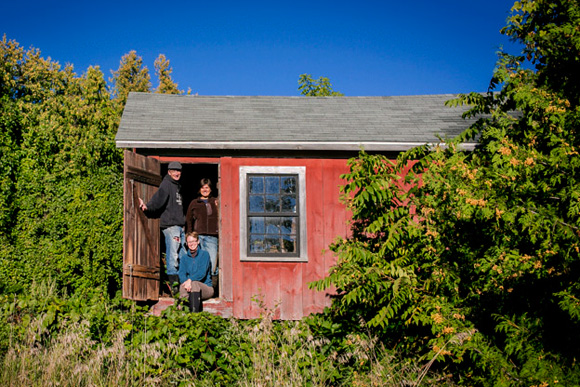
[122,150,162,301]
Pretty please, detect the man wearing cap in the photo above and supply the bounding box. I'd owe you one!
[138,161,185,290]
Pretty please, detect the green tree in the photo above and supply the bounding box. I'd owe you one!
[1,39,186,295]
[313,0,580,384]
[0,37,23,235]
[0,38,124,294]
[154,54,182,94]
[110,50,151,110]
[298,74,343,96]
[0,40,191,296]
[0,38,24,283]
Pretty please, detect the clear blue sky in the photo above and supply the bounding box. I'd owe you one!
[3,0,519,96]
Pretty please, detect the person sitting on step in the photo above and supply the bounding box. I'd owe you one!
[178,231,214,312]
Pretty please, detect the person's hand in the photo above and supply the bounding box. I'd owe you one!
[138,197,147,211]
[184,279,192,292]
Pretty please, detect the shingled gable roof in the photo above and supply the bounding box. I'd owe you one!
[115,92,478,152]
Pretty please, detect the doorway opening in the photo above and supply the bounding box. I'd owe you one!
[160,162,220,298]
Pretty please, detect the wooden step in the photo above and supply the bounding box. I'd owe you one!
[149,297,233,317]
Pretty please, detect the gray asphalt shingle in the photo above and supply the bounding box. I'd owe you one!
[116,92,478,151]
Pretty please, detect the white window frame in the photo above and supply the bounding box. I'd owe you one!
[239,166,308,262]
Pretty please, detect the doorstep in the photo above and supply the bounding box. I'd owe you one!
[150,297,233,318]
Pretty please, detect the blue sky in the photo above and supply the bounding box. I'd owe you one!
[3,0,519,96]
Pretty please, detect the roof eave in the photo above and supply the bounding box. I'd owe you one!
[115,141,477,152]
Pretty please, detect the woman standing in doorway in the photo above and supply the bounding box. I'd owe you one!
[186,178,219,281]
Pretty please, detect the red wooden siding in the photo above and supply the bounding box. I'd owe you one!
[219,157,351,319]
[219,157,236,306]
[142,155,351,320]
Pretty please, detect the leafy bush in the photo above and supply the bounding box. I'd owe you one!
[312,1,580,384]
[0,282,456,386]
[0,37,186,296]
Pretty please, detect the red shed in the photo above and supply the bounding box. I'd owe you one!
[116,92,476,319]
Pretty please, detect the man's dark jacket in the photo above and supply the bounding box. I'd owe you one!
[144,174,185,228]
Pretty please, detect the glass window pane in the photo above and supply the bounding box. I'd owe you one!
[249,217,265,234]
[265,176,280,194]
[249,195,264,212]
[264,236,280,253]
[264,195,280,212]
[249,176,264,194]
[249,235,265,253]
[282,235,296,253]
[281,176,296,194]
[265,217,281,234]
[280,217,296,234]
[281,195,296,212]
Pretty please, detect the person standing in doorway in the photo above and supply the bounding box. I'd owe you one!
[186,178,219,287]
[138,161,185,292]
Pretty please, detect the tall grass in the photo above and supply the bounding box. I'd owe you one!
[231,309,455,387]
[0,283,455,386]
[230,309,336,386]
[2,313,454,386]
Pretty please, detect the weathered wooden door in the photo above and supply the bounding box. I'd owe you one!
[122,150,162,301]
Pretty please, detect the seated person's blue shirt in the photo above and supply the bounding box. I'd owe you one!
[178,247,212,288]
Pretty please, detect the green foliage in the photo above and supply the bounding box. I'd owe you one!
[0,284,454,386]
[0,94,20,235]
[0,37,25,236]
[298,73,344,96]
[109,50,152,110]
[154,54,182,95]
[0,39,123,294]
[312,0,580,384]
[0,36,185,296]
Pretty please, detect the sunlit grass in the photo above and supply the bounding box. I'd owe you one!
[0,283,454,386]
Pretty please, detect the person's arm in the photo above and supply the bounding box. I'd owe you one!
[178,254,193,292]
[185,201,196,233]
[143,184,169,216]
[212,197,219,216]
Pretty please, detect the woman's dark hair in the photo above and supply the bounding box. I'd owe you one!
[200,178,212,188]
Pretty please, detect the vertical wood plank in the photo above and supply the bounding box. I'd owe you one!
[319,159,351,307]
[280,262,302,320]
[323,159,351,274]
[302,159,327,316]
[259,262,282,319]
[122,150,161,301]
[219,157,235,303]
[238,263,261,318]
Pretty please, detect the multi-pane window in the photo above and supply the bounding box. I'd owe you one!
[247,174,299,257]
[240,166,307,262]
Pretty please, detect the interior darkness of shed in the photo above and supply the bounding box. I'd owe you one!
[160,162,220,211]
[158,162,220,296]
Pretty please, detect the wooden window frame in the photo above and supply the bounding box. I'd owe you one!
[239,166,308,262]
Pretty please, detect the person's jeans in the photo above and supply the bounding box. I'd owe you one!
[199,234,218,276]
[162,226,184,275]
